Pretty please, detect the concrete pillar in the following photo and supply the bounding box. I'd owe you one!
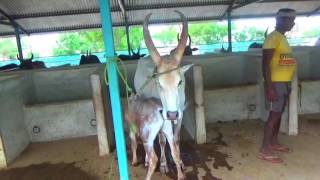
[0,134,7,168]
[256,55,269,122]
[90,74,110,155]
[193,65,206,144]
[280,71,298,135]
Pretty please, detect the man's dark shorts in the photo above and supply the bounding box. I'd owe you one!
[265,82,291,112]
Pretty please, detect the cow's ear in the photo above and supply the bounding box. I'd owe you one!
[181,64,193,73]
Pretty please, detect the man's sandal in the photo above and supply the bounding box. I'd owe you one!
[270,145,292,153]
[258,153,283,163]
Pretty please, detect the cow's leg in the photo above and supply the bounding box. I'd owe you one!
[144,144,158,180]
[159,132,169,173]
[129,131,138,166]
[163,120,185,180]
[173,119,184,169]
[141,117,163,180]
[143,126,162,180]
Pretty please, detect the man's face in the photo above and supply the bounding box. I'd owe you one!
[277,16,296,32]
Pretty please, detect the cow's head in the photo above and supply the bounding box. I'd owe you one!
[17,53,34,69]
[171,34,198,56]
[143,10,193,121]
[131,46,146,59]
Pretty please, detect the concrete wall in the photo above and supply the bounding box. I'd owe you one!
[205,85,259,123]
[0,75,32,164]
[32,66,100,103]
[24,99,96,142]
[299,81,320,114]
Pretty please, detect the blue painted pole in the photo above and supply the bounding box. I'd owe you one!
[98,0,130,180]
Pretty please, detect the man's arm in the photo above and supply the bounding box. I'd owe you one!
[262,49,277,101]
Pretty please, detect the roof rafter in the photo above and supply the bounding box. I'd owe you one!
[0,20,11,26]
[307,5,320,16]
[0,8,29,35]
[220,0,236,20]
[232,0,264,10]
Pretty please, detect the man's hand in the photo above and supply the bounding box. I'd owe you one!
[266,84,277,102]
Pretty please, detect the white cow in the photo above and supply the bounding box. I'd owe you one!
[134,10,193,173]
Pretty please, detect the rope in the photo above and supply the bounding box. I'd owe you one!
[104,56,133,106]
[136,66,181,95]
[104,56,135,133]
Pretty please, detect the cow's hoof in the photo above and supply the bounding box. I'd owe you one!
[131,161,138,166]
[160,164,169,174]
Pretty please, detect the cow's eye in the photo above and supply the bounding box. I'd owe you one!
[178,80,182,86]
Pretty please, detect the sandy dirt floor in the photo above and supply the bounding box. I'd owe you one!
[0,116,320,180]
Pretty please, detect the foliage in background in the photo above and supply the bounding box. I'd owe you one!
[113,28,127,51]
[0,38,18,60]
[303,29,320,37]
[1,21,319,59]
[53,30,105,56]
[189,22,229,44]
[129,27,144,50]
[153,26,177,46]
[233,27,266,42]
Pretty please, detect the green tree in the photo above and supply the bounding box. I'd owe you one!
[129,27,144,50]
[233,27,265,42]
[303,29,320,37]
[53,28,132,55]
[0,38,18,60]
[153,26,177,46]
[53,30,106,56]
[113,27,127,51]
[189,22,228,44]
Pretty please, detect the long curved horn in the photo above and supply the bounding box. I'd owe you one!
[172,10,188,64]
[188,34,192,47]
[143,13,161,65]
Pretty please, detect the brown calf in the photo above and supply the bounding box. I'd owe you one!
[125,94,185,180]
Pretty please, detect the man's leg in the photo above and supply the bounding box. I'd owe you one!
[259,83,285,163]
[259,111,283,163]
[271,97,287,146]
[270,95,292,152]
[261,111,282,154]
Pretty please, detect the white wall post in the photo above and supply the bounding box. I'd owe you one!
[90,74,110,156]
[193,65,206,144]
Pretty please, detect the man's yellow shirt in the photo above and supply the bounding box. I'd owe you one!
[263,30,296,82]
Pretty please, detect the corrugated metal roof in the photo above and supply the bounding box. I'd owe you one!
[0,0,319,36]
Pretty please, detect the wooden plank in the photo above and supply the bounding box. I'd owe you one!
[193,65,206,144]
[90,74,110,156]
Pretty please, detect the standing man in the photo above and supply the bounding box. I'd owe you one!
[260,8,296,163]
